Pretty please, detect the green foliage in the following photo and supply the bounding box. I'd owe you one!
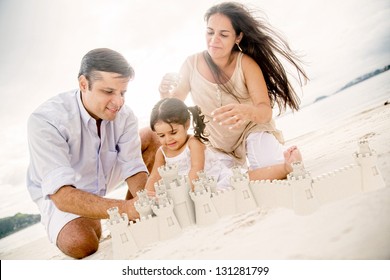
[0,213,41,239]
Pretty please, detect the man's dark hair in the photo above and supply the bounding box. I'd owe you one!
[78,48,135,89]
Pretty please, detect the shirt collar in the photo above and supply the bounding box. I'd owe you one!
[76,90,94,127]
[77,90,109,128]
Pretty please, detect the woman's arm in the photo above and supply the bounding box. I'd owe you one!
[242,54,273,121]
[187,136,206,191]
[212,54,273,129]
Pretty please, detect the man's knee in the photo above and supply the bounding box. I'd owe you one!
[56,218,102,259]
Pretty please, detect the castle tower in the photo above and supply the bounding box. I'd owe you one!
[354,139,386,191]
[106,207,138,259]
[165,175,196,228]
[155,184,170,206]
[196,170,218,193]
[158,163,179,189]
[134,190,154,218]
[190,183,219,226]
[288,162,319,215]
[157,163,196,227]
[151,200,182,240]
[230,167,258,213]
[193,175,206,193]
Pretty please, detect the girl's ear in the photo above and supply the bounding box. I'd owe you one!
[185,119,191,130]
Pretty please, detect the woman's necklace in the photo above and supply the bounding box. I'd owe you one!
[215,84,222,107]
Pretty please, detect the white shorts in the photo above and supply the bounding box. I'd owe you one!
[37,198,80,244]
[36,163,124,244]
[246,131,285,170]
[213,131,285,171]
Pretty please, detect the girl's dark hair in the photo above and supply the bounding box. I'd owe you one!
[204,2,308,114]
[150,98,209,143]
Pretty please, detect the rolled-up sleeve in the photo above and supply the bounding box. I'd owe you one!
[27,113,75,200]
[116,110,148,180]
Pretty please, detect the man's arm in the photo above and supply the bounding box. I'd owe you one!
[50,186,140,220]
[125,171,148,199]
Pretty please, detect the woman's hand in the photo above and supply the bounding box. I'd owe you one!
[211,103,251,129]
[159,73,181,98]
[212,102,272,129]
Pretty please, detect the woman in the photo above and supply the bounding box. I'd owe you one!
[159,2,308,180]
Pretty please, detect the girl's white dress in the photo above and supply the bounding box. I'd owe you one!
[159,144,232,190]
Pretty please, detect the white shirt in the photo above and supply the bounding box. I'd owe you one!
[27,89,147,203]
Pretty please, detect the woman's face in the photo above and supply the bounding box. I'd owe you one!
[206,13,240,59]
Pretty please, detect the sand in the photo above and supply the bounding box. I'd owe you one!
[1,97,389,261]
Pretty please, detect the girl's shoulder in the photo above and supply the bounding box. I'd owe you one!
[187,135,206,149]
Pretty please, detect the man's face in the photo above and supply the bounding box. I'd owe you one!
[79,71,130,121]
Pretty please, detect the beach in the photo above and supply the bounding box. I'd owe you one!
[1,70,389,260]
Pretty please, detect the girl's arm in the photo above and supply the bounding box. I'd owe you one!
[187,136,206,191]
[144,148,166,195]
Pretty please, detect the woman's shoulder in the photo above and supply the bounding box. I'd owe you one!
[240,52,258,67]
[240,52,262,75]
[185,52,203,64]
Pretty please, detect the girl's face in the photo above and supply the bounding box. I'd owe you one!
[206,13,241,59]
[153,121,189,151]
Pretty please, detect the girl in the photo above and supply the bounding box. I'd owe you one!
[145,97,232,193]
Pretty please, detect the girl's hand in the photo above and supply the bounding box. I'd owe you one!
[146,190,156,197]
[211,104,250,129]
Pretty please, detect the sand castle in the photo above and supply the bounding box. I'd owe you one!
[106,140,386,259]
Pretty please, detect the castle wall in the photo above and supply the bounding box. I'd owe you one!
[313,164,362,204]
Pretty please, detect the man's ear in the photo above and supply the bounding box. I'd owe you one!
[79,75,89,92]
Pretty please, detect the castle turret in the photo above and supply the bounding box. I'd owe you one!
[230,167,257,213]
[134,190,154,218]
[354,139,386,191]
[190,182,219,226]
[158,163,179,189]
[288,162,319,215]
[151,199,182,240]
[196,170,218,193]
[106,207,138,259]
[162,176,196,228]
[155,185,170,206]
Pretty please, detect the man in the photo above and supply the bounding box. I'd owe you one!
[27,48,158,259]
